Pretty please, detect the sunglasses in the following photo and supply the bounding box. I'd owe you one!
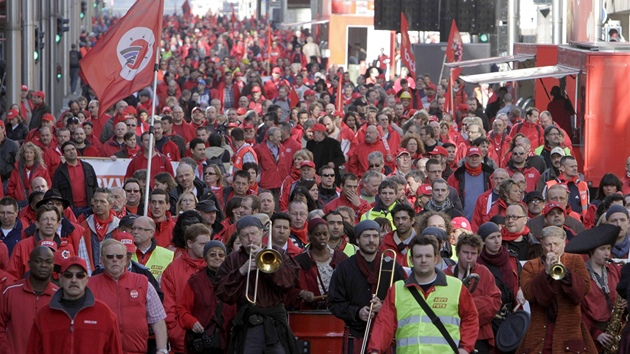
[62,271,87,279]
[321,174,335,177]
[207,252,226,258]
[105,254,125,260]
[369,164,381,168]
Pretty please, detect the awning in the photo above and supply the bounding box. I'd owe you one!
[445,54,536,68]
[279,19,329,28]
[459,65,581,84]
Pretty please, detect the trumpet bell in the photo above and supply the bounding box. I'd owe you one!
[256,248,282,273]
[550,262,567,280]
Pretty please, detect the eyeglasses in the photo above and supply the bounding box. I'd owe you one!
[512,152,525,156]
[62,271,87,279]
[104,254,125,260]
[369,164,382,168]
[321,174,335,177]
[207,252,226,258]
[204,172,216,176]
[125,189,140,193]
[504,215,526,221]
[132,226,153,232]
[126,124,137,127]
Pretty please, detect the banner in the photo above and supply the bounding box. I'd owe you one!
[400,13,416,81]
[81,158,178,188]
[446,19,463,81]
[79,0,165,118]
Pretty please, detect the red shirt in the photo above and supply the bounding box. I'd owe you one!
[67,161,87,207]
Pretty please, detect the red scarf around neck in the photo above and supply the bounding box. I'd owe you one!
[501,226,531,242]
[465,162,482,176]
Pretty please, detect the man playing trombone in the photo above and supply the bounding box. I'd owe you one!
[216,215,300,354]
[367,234,479,354]
[444,233,502,353]
[518,225,596,353]
[327,220,406,354]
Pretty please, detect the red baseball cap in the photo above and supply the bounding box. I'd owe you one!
[428,115,439,123]
[304,90,316,96]
[351,92,363,99]
[543,202,565,216]
[242,123,255,130]
[38,239,58,251]
[60,256,88,273]
[301,67,308,71]
[234,71,243,77]
[21,85,28,91]
[6,109,19,120]
[272,67,282,74]
[41,113,55,122]
[466,147,482,157]
[236,107,248,115]
[396,148,411,158]
[114,232,136,253]
[428,146,449,157]
[123,106,137,117]
[227,122,239,128]
[417,184,432,196]
[332,110,344,118]
[251,86,261,93]
[299,160,316,169]
[33,91,45,99]
[161,106,173,114]
[191,107,203,114]
[451,217,472,232]
[311,123,326,132]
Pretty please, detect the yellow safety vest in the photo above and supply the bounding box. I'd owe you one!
[394,277,462,353]
[131,246,174,285]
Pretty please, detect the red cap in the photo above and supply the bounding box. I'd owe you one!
[227,122,239,128]
[311,123,326,132]
[543,202,565,215]
[41,113,55,122]
[272,67,282,74]
[304,90,316,96]
[161,106,172,113]
[33,91,45,99]
[299,160,316,169]
[234,71,243,77]
[6,109,19,120]
[396,148,411,158]
[114,232,136,253]
[332,110,344,118]
[251,86,261,93]
[466,147,482,157]
[451,217,472,231]
[428,115,439,123]
[428,146,449,157]
[191,107,203,114]
[458,103,470,111]
[417,184,433,196]
[123,106,137,117]
[60,256,88,273]
[386,88,396,95]
[236,107,248,115]
[38,240,58,251]
[301,67,308,71]
[242,123,255,130]
[351,92,362,99]
[21,85,28,91]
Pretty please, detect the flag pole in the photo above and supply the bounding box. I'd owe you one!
[449,68,455,115]
[438,53,447,89]
[143,46,161,216]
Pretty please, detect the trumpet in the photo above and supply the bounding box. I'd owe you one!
[245,220,282,305]
[360,249,397,354]
[550,262,567,280]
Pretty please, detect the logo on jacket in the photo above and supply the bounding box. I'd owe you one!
[130,289,139,298]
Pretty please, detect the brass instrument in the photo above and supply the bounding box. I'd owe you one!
[602,295,626,354]
[550,262,567,280]
[462,263,480,293]
[245,220,282,305]
[360,249,397,354]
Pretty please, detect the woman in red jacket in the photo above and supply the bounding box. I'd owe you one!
[177,240,236,354]
[7,142,51,206]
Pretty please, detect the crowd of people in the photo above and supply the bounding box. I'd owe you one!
[0,10,629,354]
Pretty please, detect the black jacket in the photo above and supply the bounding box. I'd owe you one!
[0,137,18,181]
[170,178,224,220]
[52,161,99,208]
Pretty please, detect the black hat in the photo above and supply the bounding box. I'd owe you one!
[565,224,621,254]
[119,214,139,228]
[478,222,501,241]
[196,200,218,213]
[495,311,531,352]
[36,189,70,209]
[524,191,544,204]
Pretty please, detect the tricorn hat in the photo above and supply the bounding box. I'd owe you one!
[565,224,620,254]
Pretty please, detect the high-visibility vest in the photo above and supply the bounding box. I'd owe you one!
[131,246,174,285]
[394,277,462,353]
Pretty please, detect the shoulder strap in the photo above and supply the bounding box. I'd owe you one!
[408,286,459,353]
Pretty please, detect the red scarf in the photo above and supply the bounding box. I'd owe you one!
[356,251,382,295]
[464,162,482,176]
[559,174,579,184]
[501,226,531,242]
[94,212,114,241]
[478,246,517,292]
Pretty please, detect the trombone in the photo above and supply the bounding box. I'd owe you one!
[360,249,397,354]
[245,220,282,305]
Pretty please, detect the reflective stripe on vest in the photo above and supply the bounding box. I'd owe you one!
[131,246,174,285]
[394,277,462,353]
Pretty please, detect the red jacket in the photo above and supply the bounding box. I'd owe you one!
[43,146,63,177]
[0,278,59,354]
[101,138,124,157]
[161,252,207,353]
[281,137,302,161]
[471,189,496,232]
[253,142,290,190]
[263,78,290,101]
[8,234,78,279]
[172,121,196,144]
[506,162,541,193]
[346,139,389,178]
[26,289,123,354]
[124,151,174,181]
[153,213,175,248]
[323,194,371,222]
[7,162,51,203]
[445,263,502,346]
[378,231,414,267]
[80,215,120,272]
[216,81,241,111]
[89,271,150,354]
[487,131,512,168]
[509,121,544,149]
[279,168,300,211]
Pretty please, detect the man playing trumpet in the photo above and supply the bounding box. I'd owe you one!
[216,215,300,354]
[518,225,596,353]
[445,233,501,353]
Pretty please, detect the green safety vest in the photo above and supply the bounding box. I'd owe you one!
[360,202,398,225]
[394,277,462,353]
[342,242,357,257]
[131,246,174,284]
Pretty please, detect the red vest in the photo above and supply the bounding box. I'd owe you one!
[232,144,257,172]
[188,270,218,328]
[89,271,149,354]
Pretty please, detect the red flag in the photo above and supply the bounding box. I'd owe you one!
[289,85,300,108]
[446,20,463,81]
[266,27,272,58]
[181,0,191,16]
[231,4,237,23]
[400,13,416,81]
[335,73,344,111]
[80,0,164,118]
